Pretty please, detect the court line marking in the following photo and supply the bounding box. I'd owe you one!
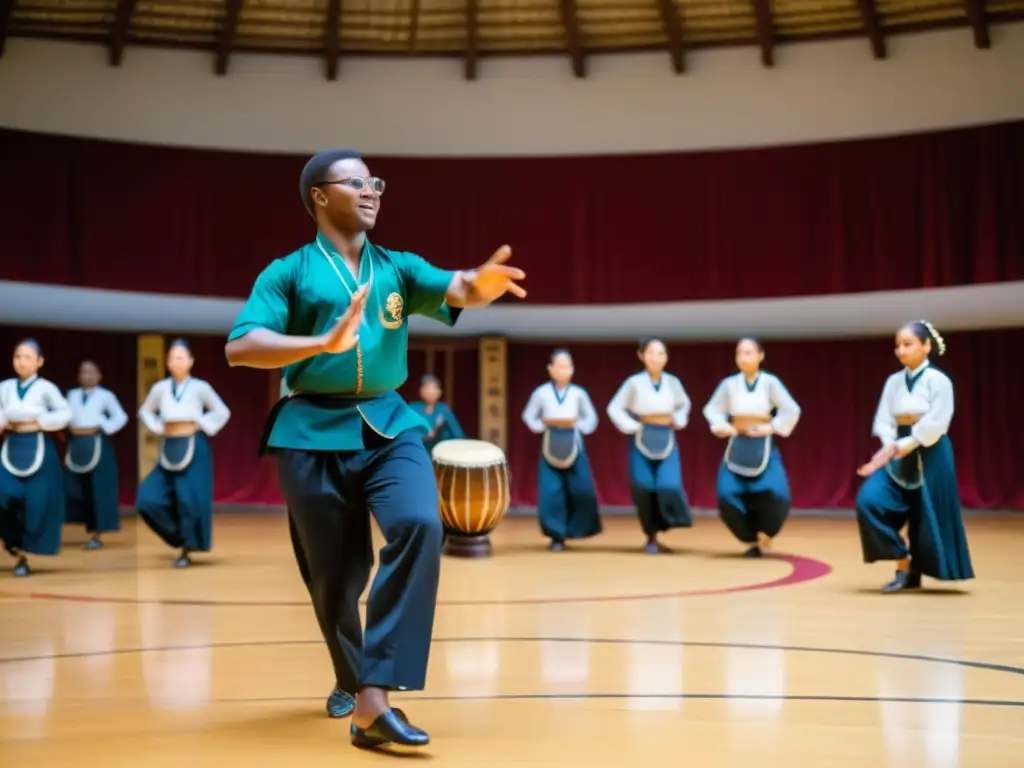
[223,693,1024,708]
[2,636,1021,679]
[0,552,832,607]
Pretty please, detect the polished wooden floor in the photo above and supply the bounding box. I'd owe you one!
[1,512,1022,766]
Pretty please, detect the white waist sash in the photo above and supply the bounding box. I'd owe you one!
[542,426,580,470]
[159,435,196,472]
[65,433,103,474]
[724,434,772,478]
[635,424,675,461]
[1,432,45,478]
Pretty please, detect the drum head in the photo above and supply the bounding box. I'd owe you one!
[431,438,506,466]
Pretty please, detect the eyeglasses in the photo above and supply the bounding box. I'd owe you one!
[315,176,386,195]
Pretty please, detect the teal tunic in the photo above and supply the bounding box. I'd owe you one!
[228,234,461,449]
[231,234,459,696]
[408,401,464,453]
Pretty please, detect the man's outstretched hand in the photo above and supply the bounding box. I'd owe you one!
[450,245,526,307]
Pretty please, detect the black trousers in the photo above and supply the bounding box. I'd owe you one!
[276,426,444,694]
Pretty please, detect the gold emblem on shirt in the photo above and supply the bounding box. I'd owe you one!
[379,292,404,330]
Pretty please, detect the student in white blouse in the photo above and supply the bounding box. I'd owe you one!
[521,348,601,551]
[0,339,73,576]
[64,359,129,550]
[607,338,693,554]
[703,337,801,557]
[854,320,975,593]
[136,338,231,568]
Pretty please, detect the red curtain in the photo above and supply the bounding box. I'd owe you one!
[2,123,1021,511]
[1,326,1020,510]
[505,331,1024,511]
[0,326,479,508]
[2,121,1022,304]
[0,325,271,507]
[0,326,139,505]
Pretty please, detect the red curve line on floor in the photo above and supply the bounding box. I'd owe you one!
[0,553,832,607]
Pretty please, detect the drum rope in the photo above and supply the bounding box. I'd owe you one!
[463,465,472,533]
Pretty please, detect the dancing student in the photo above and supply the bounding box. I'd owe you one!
[224,148,525,751]
[136,339,231,569]
[0,339,72,577]
[854,320,974,593]
[64,360,129,550]
[409,373,464,455]
[607,338,693,554]
[521,348,601,551]
[702,337,801,557]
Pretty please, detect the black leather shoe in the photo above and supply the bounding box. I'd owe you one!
[881,570,922,593]
[743,545,763,558]
[326,688,355,718]
[12,557,30,577]
[350,708,429,750]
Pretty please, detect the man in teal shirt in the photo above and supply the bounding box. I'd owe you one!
[224,148,525,752]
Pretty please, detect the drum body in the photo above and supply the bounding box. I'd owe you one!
[431,439,510,557]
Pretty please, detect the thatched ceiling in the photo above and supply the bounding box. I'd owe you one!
[0,0,1019,79]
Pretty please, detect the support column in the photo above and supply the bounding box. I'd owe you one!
[136,334,165,481]
[477,335,507,451]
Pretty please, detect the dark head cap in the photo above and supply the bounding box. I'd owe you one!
[299,148,364,219]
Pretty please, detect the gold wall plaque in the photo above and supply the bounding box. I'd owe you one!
[478,336,507,452]
[136,334,166,481]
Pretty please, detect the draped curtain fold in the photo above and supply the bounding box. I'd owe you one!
[1,121,1022,304]
[2,121,1021,510]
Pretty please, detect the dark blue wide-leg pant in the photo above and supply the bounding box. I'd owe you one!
[275,426,444,695]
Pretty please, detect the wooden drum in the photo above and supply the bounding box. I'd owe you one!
[432,438,510,558]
